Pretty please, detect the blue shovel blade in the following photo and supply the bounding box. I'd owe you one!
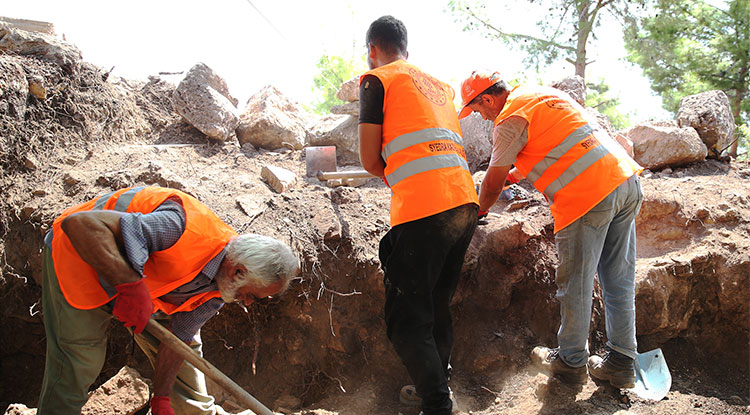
[630,348,672,401]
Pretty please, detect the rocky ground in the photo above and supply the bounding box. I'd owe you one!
[1,37,749,415]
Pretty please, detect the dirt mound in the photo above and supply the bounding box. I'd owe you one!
[1,47,749,415]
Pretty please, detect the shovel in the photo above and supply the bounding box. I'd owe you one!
[630,348,671,401]
[145,319,274,415]
[305,145,375,181]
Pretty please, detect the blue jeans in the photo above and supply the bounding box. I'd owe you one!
[554,174,643,367]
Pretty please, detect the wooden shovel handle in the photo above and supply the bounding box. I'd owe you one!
[145,319,274,415]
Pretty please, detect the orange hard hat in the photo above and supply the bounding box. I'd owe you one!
[458,70,502,119]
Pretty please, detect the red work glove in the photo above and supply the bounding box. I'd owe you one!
[112,279,152,334]
[150,396,175,415]
[478,209,489,220]
[505,173,519,185]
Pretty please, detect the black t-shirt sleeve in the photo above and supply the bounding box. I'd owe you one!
[358,75,385,125]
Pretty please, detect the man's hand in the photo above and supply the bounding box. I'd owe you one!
[150,396,175,415]
[112,279,152,333]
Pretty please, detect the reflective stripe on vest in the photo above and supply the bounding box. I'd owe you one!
[496,85,641,232]
[386,153,470,187]
[362,60,478,226]
[381,127,464,160]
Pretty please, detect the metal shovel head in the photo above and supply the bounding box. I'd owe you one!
[305,146,337,177]
[630,348,671,401]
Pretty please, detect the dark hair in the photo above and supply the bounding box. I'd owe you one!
[366,15,407,57]
[470,81,509,105]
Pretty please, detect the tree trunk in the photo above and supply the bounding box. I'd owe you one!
[574,0,592,81]
[729,64,748,157]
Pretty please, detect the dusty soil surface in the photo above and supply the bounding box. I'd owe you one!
[1,53,749,415]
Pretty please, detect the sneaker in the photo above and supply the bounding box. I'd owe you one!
[530,346,588,384]
[588,348,636,389]
[400,385,458,413]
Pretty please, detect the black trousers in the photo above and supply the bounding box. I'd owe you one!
[379,203,478,415]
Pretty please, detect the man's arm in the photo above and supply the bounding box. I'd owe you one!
[152,342,184,397]
[61,211,140,286]
[479,165,512,212]
[359,123,386,177]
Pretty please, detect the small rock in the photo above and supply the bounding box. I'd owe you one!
[32,189,46,196]
[661,167,673,175]
[23,154,38,170]
[236,195,267,218]
[261,164,297,193]
[274,394,302,412]
[81,366,149,415]
[331,187,362,204]
[3,403,36,414]
[28,75,47,99]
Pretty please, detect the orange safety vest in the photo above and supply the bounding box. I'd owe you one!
[51,186,238,314]
[362,60,478,226]
[496,85,642,232]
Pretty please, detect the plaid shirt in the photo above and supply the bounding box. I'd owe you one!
[120,197,224,342]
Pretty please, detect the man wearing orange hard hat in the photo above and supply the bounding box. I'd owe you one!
[458,70,644,390]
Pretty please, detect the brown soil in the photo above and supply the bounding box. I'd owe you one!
[1,53,749,415]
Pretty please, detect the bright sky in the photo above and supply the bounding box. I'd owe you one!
[4,0,670,124]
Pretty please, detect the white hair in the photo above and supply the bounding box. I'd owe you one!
[225,233,299,292]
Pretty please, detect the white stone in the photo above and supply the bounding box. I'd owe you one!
[336,75,360,102]
[0,25,81,72]
[172,63,240,141]
[459,111,493,172]
[261,164,297,193]
[626,124,707,169]
[236,85,308,150]
[307,114,359,165]
[549,75,586,106]
[676,90,735,154]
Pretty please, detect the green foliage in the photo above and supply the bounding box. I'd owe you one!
[311,54,367,115]
[737,123,750,160]
[447,0,644,80]
[623,0,749,124]
[585,79,631,129]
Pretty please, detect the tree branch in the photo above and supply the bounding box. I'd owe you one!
[462,5,576,52]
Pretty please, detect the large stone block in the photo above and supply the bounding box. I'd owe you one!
[236,85,307,150]
[172,63,240,141]
[676,90,735,155]
[307,114,359,165]
[459,111,493,172]
[0,25,80,72]
[336,75,360,102]
[626,123,707,169]
[549,75,586,106]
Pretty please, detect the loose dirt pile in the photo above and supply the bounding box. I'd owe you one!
[1,50,748,415]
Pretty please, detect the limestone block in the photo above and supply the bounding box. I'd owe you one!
[0,25,81,72]
[676,90,735,154]
[549,75,586,106]
[626,124,707,170]
[307,114,359,165]
[81,366,149,415]
[336,75,360,102]
[236,85,307,150]
[459,111,493,172]
[330,101,359,116]
[172,63,240,141]
[261,164,296,193]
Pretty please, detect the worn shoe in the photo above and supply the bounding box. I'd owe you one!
[530,346,588,384]
[400,385,458,413]
[588,348,636,389]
